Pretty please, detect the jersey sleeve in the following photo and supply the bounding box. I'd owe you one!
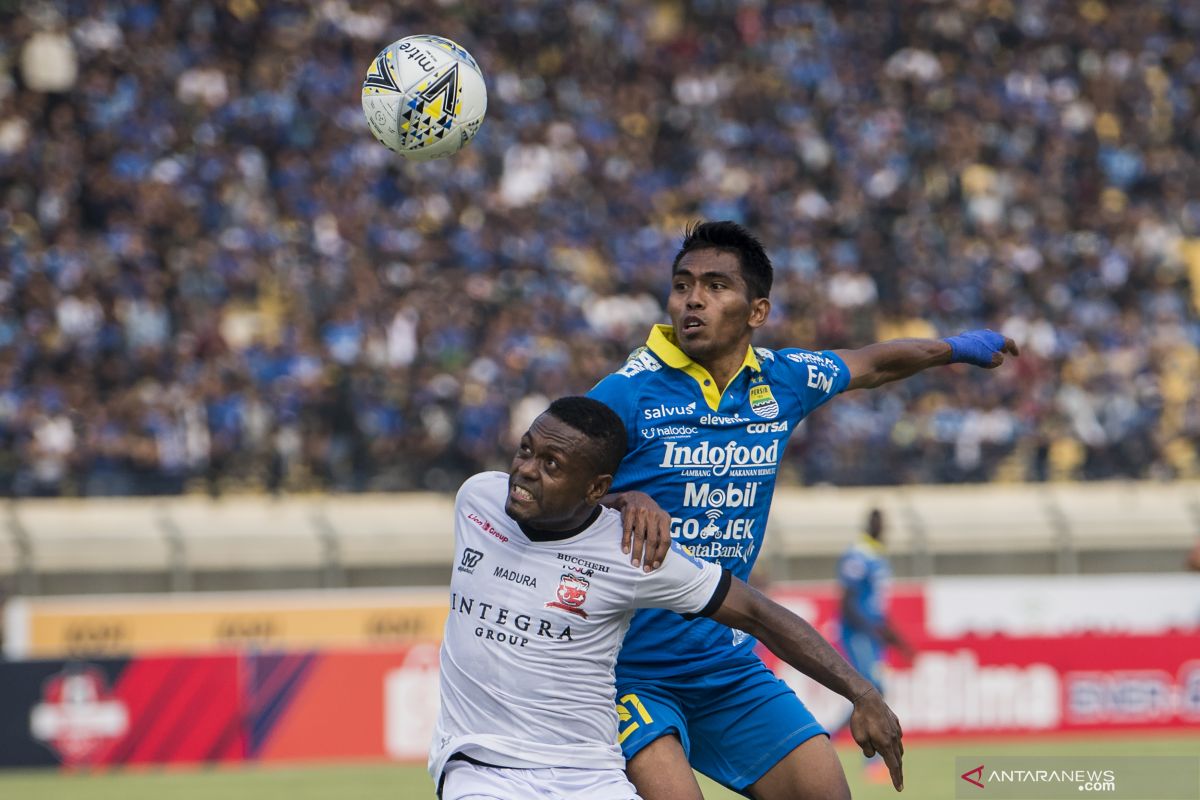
[631,541,726,615]
[774,348,851,414]
[587,372,641,452]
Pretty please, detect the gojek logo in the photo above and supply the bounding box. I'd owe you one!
[961,764,985,789]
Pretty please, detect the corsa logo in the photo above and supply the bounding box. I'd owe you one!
[746,421,788,434]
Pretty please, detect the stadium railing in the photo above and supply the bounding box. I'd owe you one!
[1,481,1197,595]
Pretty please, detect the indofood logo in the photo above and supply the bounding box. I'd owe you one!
[659,440,779,477]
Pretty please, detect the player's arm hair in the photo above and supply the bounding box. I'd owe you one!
[833,339,952,392]
[710,577,875,701]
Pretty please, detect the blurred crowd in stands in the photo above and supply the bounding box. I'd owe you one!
[2,0,1199,496]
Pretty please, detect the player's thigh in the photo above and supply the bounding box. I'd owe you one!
[685,662,828,793]
[746,733,850,800]
[615,685,703,800]
[625,734,704,800]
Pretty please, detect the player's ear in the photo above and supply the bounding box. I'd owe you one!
[585,474,613,506]
[748,296,770,330]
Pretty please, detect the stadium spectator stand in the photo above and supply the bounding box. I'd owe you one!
[1,1,1199,496]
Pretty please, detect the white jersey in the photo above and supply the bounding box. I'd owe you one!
[429,471,727,783]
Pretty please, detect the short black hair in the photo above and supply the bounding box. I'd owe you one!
[672,220,773,300]
[545,396,627,476]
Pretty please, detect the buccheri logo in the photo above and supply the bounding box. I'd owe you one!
[458,548,484,574]
[545,573,590,618]
[961,764,985,789]
[30,666,129,765]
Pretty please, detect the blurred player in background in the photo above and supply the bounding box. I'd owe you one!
[590,221,1016,800]
[837,509,913,691]
[432,397,903,799]
[836,508,913,782]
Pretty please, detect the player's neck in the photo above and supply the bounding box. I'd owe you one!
[516,505,603,542]
[699,345,752,392]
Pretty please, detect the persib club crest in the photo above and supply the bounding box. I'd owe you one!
[545,573,590,618]
[749,382,779,419]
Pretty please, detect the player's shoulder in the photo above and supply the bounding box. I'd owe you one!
[765,346,844,373]
[590,347,677,414]
[455,471,507,508]
[609,345,667,382]
[577,505,631,559]
[838,548,869,578]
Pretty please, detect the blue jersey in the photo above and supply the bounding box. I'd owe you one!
[588,324,850,679]
[836,537,891,637]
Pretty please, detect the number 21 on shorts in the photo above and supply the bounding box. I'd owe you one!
[616,693,653,744]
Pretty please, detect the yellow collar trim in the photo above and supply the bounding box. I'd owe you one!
[859,535,885,554]
[645,324,760,411]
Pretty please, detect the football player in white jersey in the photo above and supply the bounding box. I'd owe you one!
[431,397,903,800]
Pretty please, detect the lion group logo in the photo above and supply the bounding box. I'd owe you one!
[29,666,129,765]
[545,573,590,619]
[458,548,484,574]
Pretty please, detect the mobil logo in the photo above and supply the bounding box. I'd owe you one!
[682,481,759,509]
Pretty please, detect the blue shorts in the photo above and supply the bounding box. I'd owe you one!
[841,632,884,691]
[615,658,826,794]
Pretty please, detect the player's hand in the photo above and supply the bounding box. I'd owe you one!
[849,687,905,791]
[614,491,671,572]
[943,329,1020,368]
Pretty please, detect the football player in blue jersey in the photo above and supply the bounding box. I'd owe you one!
[838,509,913,694]
[589,221,1018,799]
[836,508,913,784]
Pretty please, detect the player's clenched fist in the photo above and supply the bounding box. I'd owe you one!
[849,687,905,791]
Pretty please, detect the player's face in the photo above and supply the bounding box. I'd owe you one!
[668,249,769,364]
[506,414,610,530]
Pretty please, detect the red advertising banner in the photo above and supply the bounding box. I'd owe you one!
[254,644,440,763]
[763,634,1200,738]
[2,627,1196,770]
[14,655,245,768]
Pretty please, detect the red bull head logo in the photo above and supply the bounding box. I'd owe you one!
[545,573,590,618]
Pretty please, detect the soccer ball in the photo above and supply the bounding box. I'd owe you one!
[361,35,487,161]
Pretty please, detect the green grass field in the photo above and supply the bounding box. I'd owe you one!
[1,736,1195,799]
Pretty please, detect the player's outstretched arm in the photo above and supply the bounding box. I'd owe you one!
[711,578,905,791]
[600,491,671,572]
[834,329,1019,391]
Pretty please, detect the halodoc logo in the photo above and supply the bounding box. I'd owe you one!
[659,439,779,477]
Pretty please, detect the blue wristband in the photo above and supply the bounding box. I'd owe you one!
[943,329,1006,367]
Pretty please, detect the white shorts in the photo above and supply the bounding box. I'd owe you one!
[440,758,641,800]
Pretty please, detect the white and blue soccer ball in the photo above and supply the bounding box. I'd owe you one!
[362,35,487,161]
